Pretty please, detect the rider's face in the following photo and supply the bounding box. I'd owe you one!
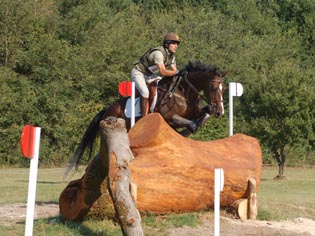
[168,42,178,54]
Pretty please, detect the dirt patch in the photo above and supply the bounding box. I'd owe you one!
[0,203,59,226]
[1,203,314,235]
[168,212,315,236]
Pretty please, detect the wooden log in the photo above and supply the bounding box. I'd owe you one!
[60,112,262,220]
[128,113,262,213]
[99,117,143,236]
[230,178,257,221]
[59,117,144,236]
[231,198,248,221]
[59,153,115,221]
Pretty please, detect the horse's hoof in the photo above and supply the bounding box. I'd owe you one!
[180,129,191,137]
[188,122,198,133]
[198,113,210,126]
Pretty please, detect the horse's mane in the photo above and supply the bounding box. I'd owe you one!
[185,60,219,74]
[159,60,221,87]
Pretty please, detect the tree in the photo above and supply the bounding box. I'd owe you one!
[235,30,315,177]
[0,0,314,167]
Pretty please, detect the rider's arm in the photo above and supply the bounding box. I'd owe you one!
[156,63,177,77]
[150,50,177,77]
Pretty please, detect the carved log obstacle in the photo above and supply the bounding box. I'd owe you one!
[128,113,262,215]
[59,113,262,222]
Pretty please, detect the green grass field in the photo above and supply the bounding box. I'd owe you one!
[0,168,84,204]
[0,166,314,235]
[258,167,315,221]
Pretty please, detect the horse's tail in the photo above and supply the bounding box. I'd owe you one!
[64,108,107,177]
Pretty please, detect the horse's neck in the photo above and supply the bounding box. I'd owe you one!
[156,74,202,100]
[183,73,203,98]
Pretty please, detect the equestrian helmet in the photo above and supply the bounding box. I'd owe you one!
[163,32,180,45]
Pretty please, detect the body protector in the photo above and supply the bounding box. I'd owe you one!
[135,46,175,76]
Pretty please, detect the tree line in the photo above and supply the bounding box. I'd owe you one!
[1,0,314,170]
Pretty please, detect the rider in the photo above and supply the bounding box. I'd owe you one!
[131,32,180,117]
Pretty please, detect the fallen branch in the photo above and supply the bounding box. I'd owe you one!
[100,117,143,236]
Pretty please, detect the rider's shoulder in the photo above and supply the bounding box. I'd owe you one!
[149,50,164,62]
[150,49,164,57]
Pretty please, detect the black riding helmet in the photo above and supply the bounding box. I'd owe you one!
[163,32,180,45]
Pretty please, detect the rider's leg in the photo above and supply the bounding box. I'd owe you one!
[131,68,150,117]
[140,96,149,116]
[148,81,158,112]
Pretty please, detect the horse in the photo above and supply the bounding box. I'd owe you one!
[66,61,226,173]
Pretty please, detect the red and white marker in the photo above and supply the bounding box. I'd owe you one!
[118,81,135,127]
[20,125,41,236]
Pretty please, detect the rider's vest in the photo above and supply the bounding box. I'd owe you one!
[135,46,175,76]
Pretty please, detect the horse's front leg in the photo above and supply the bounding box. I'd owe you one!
[197,105,213,126]
[171,106,213,136]
[169,114,198,133]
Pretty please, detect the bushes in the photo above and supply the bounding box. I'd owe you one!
[0,0,314,166]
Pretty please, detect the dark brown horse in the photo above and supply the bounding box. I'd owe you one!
[67,61,226,172]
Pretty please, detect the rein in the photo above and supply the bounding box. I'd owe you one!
[183,72,223,105]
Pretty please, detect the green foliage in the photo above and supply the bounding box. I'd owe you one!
[0,0,314,166]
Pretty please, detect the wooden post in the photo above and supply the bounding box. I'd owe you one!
[231,178,258,221]
[99,117,143,236]
[247,178,257,220]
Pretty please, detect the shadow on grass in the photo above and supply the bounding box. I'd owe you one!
[15,180,67,184]
[50,215,123,236]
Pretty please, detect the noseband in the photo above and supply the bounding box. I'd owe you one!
[183,72,224,106]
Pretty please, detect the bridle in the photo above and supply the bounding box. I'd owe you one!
[183,71,224,106]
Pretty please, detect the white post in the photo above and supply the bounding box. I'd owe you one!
[229,85,234,136]
[25,127,41,236]
[229,82,243,136]
[214,168,224,236]
[130,82,135,128]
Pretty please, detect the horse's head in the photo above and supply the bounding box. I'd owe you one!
[185,61,226,118]
[207,67,226,117]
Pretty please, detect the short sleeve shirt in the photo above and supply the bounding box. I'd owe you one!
[149,50,176,67]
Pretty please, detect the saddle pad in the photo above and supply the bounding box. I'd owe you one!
[125,97,142,118]
[125,93,157,118]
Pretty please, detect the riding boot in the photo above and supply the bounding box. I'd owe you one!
[140,96,149,117]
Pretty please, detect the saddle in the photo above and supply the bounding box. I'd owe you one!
[125,82,158,118]
[125,75,182,118]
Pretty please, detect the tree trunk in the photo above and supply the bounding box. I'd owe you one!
[59,153,114,221]
[274,149,287,180]
[60,113,262,220]
[127,113,262,213]
[60,117,144,236]
[99,117,143,236]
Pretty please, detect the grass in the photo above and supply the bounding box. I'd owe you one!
[257,166,315,221]
[0,166,314,235]
[0,167,84,204]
